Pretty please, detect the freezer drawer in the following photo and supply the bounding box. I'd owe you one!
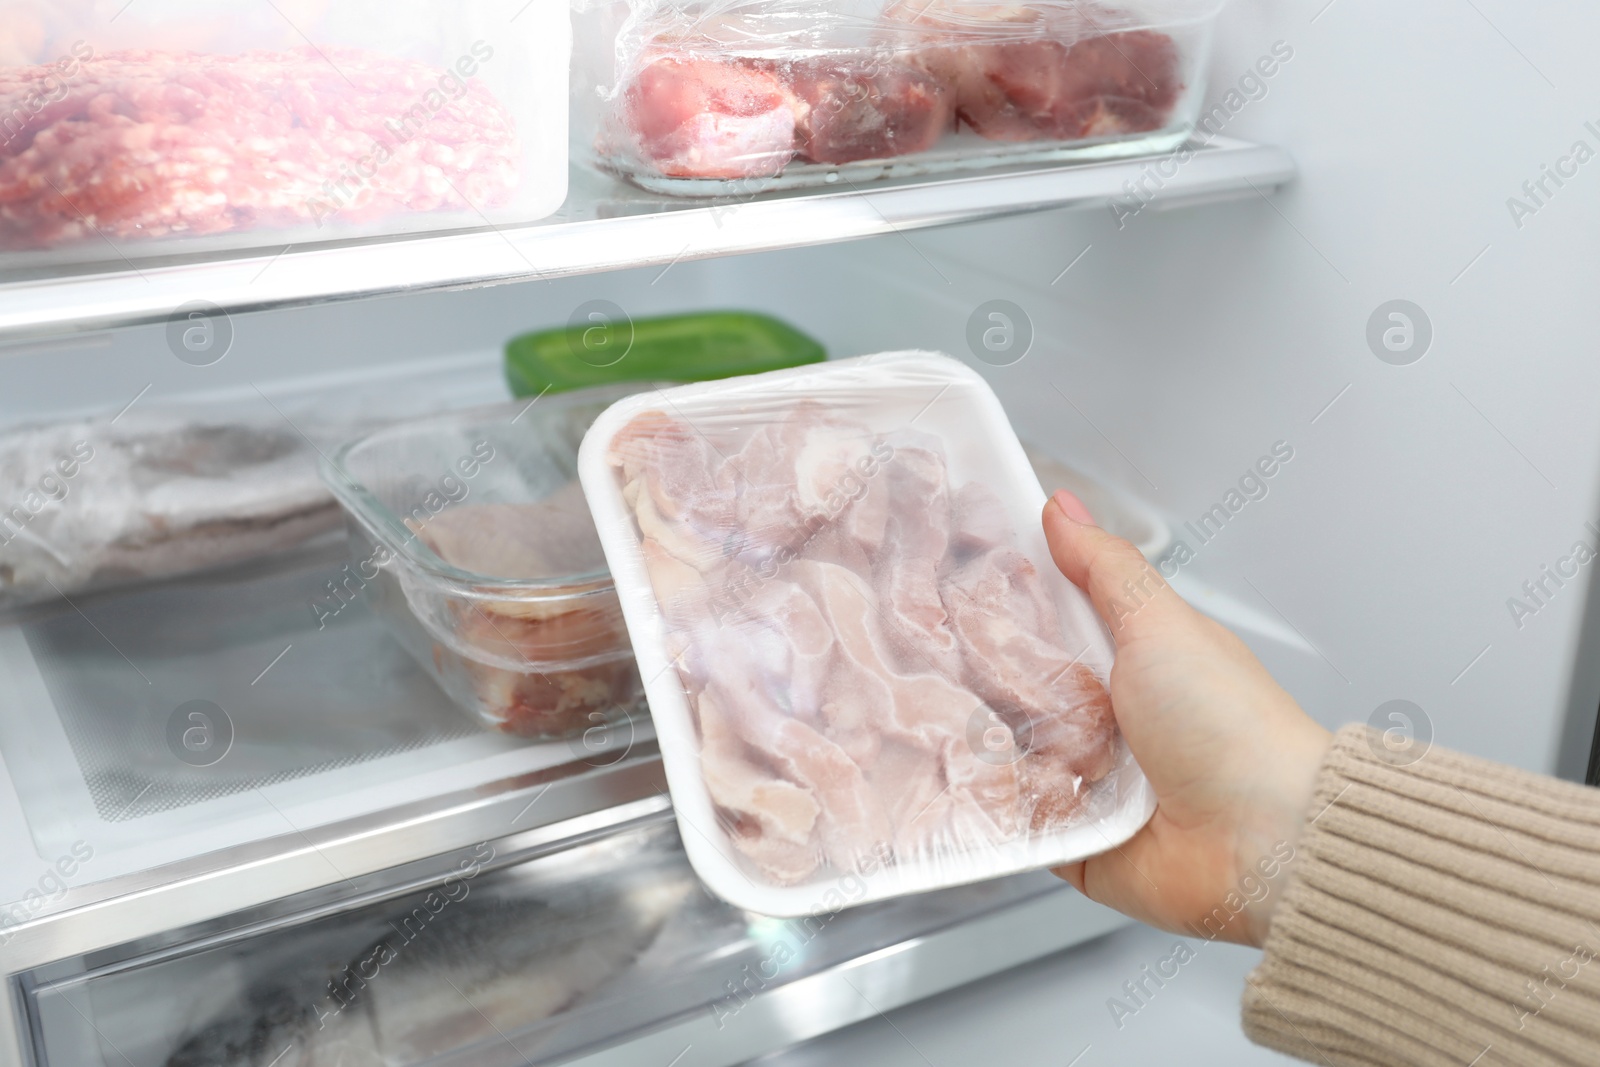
[19,811,1122,1067]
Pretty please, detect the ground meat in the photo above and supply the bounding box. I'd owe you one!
[0,47,519,248]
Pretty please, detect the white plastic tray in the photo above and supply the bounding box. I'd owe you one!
[579,351,1154,916]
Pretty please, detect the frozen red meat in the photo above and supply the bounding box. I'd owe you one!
[600,0,1191,185]
[603,394,1119,887]
[622,53,798,179]
[788,56,953,165]
[0,47,519,249]
[409,484,640,739]
[891,3,1183,141]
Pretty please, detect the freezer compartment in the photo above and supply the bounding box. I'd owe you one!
[20,811,1106,1067]
[577,0,1220,196]
[0,0,569,273]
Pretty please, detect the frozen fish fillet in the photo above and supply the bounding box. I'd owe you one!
[163,866,689,1066]
[0,413,341,607]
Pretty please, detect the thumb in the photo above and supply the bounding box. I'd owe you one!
[1041,490,1194,645]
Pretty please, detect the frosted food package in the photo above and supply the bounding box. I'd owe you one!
[576,0,1221,195]
[322,388,649,740]
[0,410,347,609]
[579,351,1154,915]
[0,0,569,266]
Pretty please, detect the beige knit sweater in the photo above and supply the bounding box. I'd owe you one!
[1243,724,1600,1066]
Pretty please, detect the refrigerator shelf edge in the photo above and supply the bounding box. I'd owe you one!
[0,746,668,974]
[17,809,1127,1067]
[0,139,1294,342]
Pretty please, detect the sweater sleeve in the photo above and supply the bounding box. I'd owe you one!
[1242,723,1600,1067]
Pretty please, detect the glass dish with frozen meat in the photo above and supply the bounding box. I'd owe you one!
[576,0,1222,195]
[579,351,1155,915]
[322,386,650,740]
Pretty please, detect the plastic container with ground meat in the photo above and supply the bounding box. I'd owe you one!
[0,0,568,265]
[574,0,1222,196]
[578,351,1156,915]
[321,386,650,740]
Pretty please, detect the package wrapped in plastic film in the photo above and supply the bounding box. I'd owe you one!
[576,0,1222,195]
[579,351,1155,915]
[0,0,569,262]
[0,408,350,611]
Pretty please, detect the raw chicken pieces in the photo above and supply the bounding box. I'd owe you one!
[608,401,1118,886]
[612,3,1184,182]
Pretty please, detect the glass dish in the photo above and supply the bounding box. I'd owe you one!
[321,387,648,739]
[575,0,1222,196]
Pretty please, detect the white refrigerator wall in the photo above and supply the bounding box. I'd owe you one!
[866,0,1600,779]
[2,0,1596,786]
[772,0,1600,778]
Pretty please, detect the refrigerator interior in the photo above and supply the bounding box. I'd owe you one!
[3,176,1598,907]
[3,0,1600,1061]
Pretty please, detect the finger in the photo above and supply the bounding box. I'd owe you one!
[1051,860,1086,893]
[1042,492,1195,644]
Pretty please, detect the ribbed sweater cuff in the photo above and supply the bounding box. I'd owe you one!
[1242,723,1600,1067]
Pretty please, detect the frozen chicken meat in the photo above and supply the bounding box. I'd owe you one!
[581,352,1154,915]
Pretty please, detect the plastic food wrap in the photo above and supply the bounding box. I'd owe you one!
[0,0,569,261]
[0,410,344,609]
[323,389,648,740]
[580,352,1154,914]
[578,0,1220,194]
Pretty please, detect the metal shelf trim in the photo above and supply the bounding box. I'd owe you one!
[0,138,1294,340]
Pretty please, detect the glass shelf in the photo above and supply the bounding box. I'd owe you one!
[0,138,1293,341]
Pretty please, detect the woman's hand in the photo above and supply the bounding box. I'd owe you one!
[1044,490,1331,947]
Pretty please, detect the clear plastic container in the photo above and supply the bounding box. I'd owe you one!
[322,388,648,740]
[575,0,1221,196]
[579,351,1155,915]
[0,0,569,268]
